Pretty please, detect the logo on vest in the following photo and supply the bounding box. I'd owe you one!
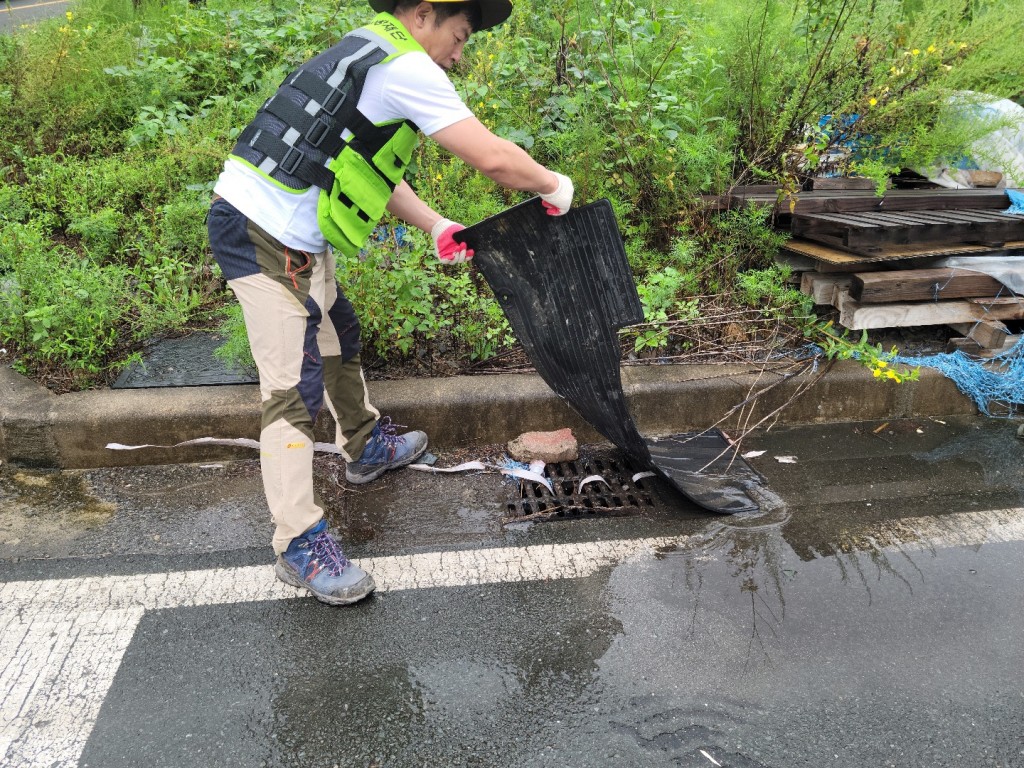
[377,18,408,41]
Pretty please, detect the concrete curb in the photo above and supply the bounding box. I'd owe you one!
[0,361,978,469]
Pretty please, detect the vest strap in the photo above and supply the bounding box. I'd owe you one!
[292,70,353,117]
[334,188,373,223]
[263,96,338,150]
[240,126,336,192]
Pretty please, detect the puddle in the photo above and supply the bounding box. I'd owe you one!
[0,467,116,548]
[0,461,271,560]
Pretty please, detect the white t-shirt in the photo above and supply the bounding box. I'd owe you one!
[214,49,473,252]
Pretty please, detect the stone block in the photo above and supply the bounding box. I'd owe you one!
[507,428,578,463]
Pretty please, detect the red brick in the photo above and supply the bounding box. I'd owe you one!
[507,428,578,463]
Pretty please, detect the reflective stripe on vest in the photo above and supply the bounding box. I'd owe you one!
[229,14,423,256]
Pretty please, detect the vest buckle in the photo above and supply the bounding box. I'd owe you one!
[305,116,332,148]
[321,84,350,116]
[279,146,304,176]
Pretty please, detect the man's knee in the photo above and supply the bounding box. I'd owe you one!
[262,387,320,436]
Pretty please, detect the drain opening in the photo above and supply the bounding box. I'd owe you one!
[503,451,661,523]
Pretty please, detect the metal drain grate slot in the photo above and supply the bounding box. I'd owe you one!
[504,453,660,523]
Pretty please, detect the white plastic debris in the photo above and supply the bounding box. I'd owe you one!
[742,450,766,459]
[500,467,553,494]
[577,474,610,494]
[775,455,798,464]
[106,436,345,454]
[107,437,557,492]
[632,471,656,482]
[408,460,487,473]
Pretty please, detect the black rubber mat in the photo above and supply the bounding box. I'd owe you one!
[462,198,765,514]
[112,334,258,389]
[647,431,766,514]
[462,198,649,462]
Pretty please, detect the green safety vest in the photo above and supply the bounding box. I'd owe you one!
[230,14,423,256]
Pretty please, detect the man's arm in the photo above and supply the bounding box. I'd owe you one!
[430,116,559,195]
[382,114,574,264]
[385,181,471,263]
[386,180,442,232]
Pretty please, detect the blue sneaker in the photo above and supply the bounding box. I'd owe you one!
[345,416,428,484]
[275,520,375,605]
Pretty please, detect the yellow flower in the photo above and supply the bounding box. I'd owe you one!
[873,368,883,378]
[927,44,936,53]
[65,10,73,20]
[869,97,878,107]
[911,48,920,56]
[876,360,888,368]
[886,369,899,380]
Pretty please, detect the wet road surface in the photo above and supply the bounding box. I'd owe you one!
[2,415,1023,767]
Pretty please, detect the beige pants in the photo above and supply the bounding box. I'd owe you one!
[207,198,378,554]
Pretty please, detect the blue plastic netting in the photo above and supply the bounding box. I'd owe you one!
[894,336,1024,417]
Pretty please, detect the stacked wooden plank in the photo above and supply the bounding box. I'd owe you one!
[717,186,1024,354]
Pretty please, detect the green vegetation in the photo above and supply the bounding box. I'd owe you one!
[1,0,1021,390]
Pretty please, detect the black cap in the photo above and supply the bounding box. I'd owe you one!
[369,0,513,32]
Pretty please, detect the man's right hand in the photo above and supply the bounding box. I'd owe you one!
[539,172,574,216]
[431,218,473,264]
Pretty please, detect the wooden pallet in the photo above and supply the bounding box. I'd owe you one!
[706,187,1016,214]
[833,292,1024,331]
[797,243,1024,344]
[798,265,1008,304]
[782,238,1024,267]
[765,189,1024,345]
[851,268,1006,303]
[791,209,1024,253]
[946,320,1022,356]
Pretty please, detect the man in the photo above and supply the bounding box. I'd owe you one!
[206,0,573,606]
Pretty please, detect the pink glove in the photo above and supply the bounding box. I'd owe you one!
[540,172,574,216]
[431,218,474,264]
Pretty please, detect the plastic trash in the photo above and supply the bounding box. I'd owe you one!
[920,94,1024,188]
[1006,189,1024,215]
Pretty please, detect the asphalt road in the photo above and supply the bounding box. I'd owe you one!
[0,0,68,31]
[2,415,1023,767]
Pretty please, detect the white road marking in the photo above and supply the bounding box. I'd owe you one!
[1,609,142,767]
[1,507,1023,767]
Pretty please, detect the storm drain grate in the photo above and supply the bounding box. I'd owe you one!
[503,453,660,523]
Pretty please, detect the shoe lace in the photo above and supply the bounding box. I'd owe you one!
[373,416,406,459]
[307,529,350,577]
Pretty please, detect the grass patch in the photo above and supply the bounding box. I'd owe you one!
[1,0,1021,390]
